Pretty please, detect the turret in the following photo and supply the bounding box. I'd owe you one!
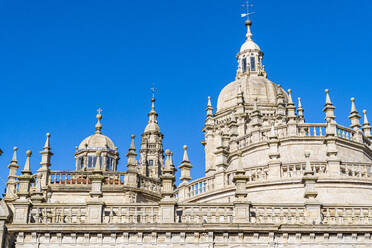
[139,94,165,179]
[362,110,372,139]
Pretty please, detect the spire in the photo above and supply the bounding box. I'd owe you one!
[206,96,213,117]
[22,150,32,173]
[349,97,361,130]
[297,97,305,123]
[95,108,103,134]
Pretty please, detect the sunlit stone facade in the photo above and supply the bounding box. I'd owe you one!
[1,19,372,248]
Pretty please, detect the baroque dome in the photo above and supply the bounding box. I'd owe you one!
[216,75,287,112]
[78,133,115,150]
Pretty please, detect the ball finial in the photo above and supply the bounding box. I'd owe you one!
[245,19,252,26]
[363,109,367,114]
[13,146,18,151]
[46,133,51,137]
[351,97,355,102]
[183,145,188,150]
[26,150,32,157]
[325,89,329,94]
[131,134,135,139]
[165,149,171,156]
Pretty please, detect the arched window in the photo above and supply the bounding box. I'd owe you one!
[250,57,256,71]
[242,58,247,73]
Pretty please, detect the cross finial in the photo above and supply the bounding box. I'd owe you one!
[241,0,255,21]
[97,108,102,115]
[150,87,156,99]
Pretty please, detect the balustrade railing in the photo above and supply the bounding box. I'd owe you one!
[103,204,160,224]
[340,163,372,178]
[186,176,215,198]
[336,125,355,141]
[298,123,326,137]
[250,204,306,224]
[103,172,126,186]
[49,171,91,185]
[246,166,269,182]
[280,162,327,178]
[322,206,372,225]
[29,204,87,224]
[176,204,234,224]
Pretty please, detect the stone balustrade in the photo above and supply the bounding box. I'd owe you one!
[322,205,372,225]
[336,125,356,141]
[103,204,160,224]
[298,123,326,137]
[340,162,372,178]
[280,162,327,178]
[246,165,269,182]
[29,204,87,224]
[24,202,372,226]
[49,171,92,185]
[176,204,234,224]
[250,204,306,224]
[185,176,215,198]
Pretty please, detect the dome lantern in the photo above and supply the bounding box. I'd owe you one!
[75,109,119,171]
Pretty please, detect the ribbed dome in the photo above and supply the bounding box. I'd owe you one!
[240,39,260,52]
[217,76,286,112]
[78,133,115,150]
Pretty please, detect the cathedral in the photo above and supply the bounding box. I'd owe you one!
[1,16,372,248]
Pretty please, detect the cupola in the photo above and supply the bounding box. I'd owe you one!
[75,109,119,171]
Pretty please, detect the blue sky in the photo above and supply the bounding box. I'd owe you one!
[0,0,371,188]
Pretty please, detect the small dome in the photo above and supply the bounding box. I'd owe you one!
[240,39,260,52]
[78,133,115,150]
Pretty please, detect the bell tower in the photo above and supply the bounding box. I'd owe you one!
[138,91,164,179]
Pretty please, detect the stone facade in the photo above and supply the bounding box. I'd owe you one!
[1,18,372,248]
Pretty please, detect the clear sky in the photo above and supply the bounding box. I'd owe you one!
[0,0,371,188]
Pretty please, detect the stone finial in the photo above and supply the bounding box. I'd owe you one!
[206,96,213,117]
[297,97,305,123]
[348,97,361,130]
[95,108,103,134]
[362,110,372,138]
[11,147,18,164]
[23,150,32,173]
[182,145,190,162]
[323,89,336,122]
[129,134,136,151]
[43,133,51,150]
[94,151,102,171]
[164,149,171,170]
[325,89,332,105]
[287,89,294,105]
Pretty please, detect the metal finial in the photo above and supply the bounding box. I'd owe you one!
[241,0,255,21]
